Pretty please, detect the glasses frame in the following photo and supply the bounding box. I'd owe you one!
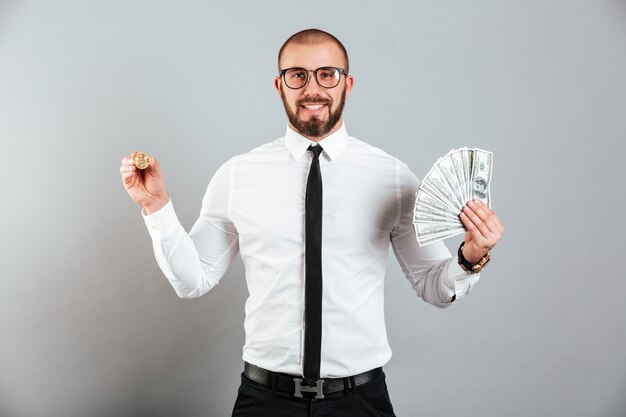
[279,67,348,90]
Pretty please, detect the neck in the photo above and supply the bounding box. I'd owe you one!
[290,120,343,142]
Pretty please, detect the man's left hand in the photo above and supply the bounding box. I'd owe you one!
[459,199,504,264]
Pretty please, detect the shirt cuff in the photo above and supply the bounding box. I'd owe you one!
[444,258,481,301]
[141,199,181,242]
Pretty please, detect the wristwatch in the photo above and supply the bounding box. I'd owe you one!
[458,242,491,273]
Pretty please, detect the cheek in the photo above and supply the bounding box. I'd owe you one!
[280,87,297,107]
[287,95,301,110]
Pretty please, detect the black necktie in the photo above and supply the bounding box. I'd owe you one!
[303,145,323,386]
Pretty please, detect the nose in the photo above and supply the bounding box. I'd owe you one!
[302,70,323,94]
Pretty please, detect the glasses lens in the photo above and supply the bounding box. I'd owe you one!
[284,68,307,89]
[316,67,340,88]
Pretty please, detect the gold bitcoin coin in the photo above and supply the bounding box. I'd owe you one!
[133,152,150,170]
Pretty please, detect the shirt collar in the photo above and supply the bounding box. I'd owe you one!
[284,122,349,161]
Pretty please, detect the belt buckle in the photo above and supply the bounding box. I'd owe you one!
[293,378,325,399]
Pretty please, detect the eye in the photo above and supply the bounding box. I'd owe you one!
[318,69,335,79]
[287,69,306,79]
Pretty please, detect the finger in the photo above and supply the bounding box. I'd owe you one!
[121,158,139,173]
[121,171,136,180]
[145,157,160,175]
[461,205,493,239]
[119,164,136,174]
[459,211,484,241]
[491,212,505,235]
[467,201,498,235]
[121,153,138,165]
[470,199,505,236]
[121,171,138,186]
[471,198,488,209]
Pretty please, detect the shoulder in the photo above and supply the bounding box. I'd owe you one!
[346,135,392,157]
[347,135,413,168]
[228,136,286,164]
[206,137,282,176]
[346,135,419,185]
[346,135,408,164]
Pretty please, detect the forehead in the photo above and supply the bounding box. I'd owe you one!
[280,41,345,69]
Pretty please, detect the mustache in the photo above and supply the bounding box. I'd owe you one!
[296,97,331,106]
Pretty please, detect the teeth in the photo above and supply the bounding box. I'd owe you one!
[304,105,323,110]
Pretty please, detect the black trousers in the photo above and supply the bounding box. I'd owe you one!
[231,371,397,417]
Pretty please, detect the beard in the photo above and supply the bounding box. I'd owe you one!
[280,86,346,139]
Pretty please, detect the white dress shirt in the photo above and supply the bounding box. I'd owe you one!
[143,123,479,378]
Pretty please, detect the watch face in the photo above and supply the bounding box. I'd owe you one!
[473,255,490,272]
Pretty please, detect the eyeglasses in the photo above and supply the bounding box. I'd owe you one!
[279,67,347,89]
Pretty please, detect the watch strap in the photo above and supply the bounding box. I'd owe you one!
[458,242,490,273]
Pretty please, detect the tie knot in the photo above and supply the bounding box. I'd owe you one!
[308,145,323,159]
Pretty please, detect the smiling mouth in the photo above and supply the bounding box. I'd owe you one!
[300,103,328,112]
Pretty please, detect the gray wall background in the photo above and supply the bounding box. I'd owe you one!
[1,1,625,416]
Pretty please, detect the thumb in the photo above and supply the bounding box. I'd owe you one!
[146,156,161,175]
[143,156,166,184]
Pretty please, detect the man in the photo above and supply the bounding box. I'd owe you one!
[120,29,503,417]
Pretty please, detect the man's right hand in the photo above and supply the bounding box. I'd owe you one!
[120,152,170,215]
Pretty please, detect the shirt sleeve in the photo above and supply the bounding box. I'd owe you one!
[142,160,239,298]
[390,161,479,308]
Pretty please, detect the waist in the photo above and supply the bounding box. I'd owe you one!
[243,362,384,399]
[241,341,393,378]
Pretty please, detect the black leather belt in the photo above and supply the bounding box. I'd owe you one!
[243,362,383,399]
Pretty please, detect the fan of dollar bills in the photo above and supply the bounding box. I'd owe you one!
[413,148,493,246]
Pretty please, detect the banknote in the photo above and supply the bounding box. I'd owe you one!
[419,181,462,214]
[416,227,466,246]
[413,148,493,246]
[470,148,492,208]
[461,148,473,205]
[450,150,467,205]
[434,155,465,211]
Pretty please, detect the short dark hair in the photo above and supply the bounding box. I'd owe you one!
[278,29,349,74]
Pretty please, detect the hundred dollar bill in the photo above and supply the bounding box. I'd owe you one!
[414,206,461,224]
[414,193,461,221]
[450,150,468,205]
[460,148,473,206]
[416,184,460,215]
[422,164,462,212]
[417,226,465,241]
[416,227,466,246]
[414,209,462,225]
[434,154,465,211]
[422,163,455,199]
[470,148,492,207]
[414,220,465,238]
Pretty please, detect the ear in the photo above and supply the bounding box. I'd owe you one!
[274,76,282,96]
[344,75,355,101]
